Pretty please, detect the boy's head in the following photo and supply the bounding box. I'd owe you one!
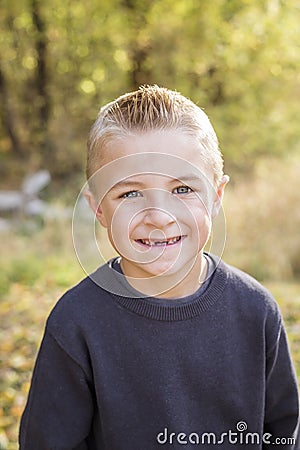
[84,86,229,297]
[86,85,224,187]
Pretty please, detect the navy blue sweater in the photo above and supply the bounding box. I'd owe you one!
[20,255,299,449]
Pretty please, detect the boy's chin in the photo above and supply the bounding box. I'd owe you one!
[124,257,198,280]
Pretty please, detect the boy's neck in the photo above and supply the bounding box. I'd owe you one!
[119,253,208,299]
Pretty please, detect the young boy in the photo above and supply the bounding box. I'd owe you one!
[20,86,299,449]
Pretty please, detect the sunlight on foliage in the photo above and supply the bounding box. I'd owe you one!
[1,0,300,180]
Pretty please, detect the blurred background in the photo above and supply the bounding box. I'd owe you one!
[1,0,300,448]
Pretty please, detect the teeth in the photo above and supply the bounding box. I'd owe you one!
[141,239,151,245]
[138,236,182,246]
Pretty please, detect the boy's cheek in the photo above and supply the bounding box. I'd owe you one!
[189,196,214,220]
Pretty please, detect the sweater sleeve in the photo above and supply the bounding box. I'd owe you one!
[19,331,94,450]
[264,317,299,448]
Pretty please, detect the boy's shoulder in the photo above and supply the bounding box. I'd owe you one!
[218,257,281,323]
[46,262,117,329]
[221,258,268,293]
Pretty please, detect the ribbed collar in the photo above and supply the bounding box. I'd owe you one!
[90,255,228,322]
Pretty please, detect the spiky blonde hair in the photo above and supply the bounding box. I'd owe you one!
[86,85,224,185]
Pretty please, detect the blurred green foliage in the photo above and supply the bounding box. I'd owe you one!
[1,0,300,183]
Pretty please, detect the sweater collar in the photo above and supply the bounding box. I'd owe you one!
[91,254,228,321]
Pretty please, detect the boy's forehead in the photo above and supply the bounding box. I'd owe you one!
[90,152,214,199]
[99,131,208,168]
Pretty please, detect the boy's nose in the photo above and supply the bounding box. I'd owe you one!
[143,207,175,228]
[140,189,179,228]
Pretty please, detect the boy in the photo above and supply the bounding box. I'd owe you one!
[20,85,299,449]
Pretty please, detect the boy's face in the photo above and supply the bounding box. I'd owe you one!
[86,130,227,288]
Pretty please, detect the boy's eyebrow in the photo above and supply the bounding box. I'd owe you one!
[171,174,204,184]
[109,173,204,190]
[109,180,145,191]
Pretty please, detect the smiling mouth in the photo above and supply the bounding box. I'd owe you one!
[135,236,184,247]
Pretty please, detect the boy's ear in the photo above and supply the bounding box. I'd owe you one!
[84,190,107,227]
[212,175,229,218]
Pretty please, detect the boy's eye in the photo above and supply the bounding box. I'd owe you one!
[121,190,143,198]
[173,185,193,195]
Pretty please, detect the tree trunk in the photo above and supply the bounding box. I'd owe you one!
[0,64,24,157]
[31,0,51,158]
[122,0,152,90]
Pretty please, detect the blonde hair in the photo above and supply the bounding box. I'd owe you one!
[87,85,224,185]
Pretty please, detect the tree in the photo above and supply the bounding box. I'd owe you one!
[1,0,300,184]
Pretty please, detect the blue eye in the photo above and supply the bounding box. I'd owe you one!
[122,190,143,198]
[173,185,193,194]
